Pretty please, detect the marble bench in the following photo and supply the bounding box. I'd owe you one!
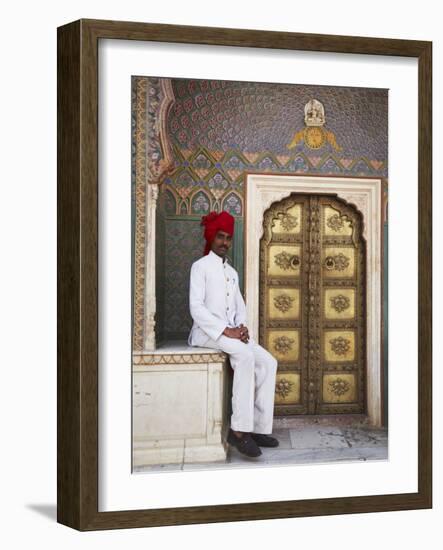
[132,341,231,468]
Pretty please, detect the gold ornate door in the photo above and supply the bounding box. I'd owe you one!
[259,194,366,415]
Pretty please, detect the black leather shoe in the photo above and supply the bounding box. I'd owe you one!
[251,433,279,447]
[227,429,262,457]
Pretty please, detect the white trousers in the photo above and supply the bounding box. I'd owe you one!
[199,335,278,434]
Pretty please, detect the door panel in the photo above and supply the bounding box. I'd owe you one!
[259,193,366,416]
[322,373,357,404]
[322,247,355,278]
[267,245,302,277]
[323,206,353,237]
[268,288,300,320]
[274,373,301,405]
[267,329,300,362]
[272,203,302,235]
[323,330,356,362]
[324,288,355,320]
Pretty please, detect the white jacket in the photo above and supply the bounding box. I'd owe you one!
[188,250,247,346]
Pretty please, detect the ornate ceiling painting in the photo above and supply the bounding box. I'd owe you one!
[155,78,388,219]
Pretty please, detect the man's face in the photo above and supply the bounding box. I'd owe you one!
[211,230,232,258]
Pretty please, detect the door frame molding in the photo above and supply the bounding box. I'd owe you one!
[245,174,382,426]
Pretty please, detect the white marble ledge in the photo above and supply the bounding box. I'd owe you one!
[133,340,227,366]
[139,340,221,354]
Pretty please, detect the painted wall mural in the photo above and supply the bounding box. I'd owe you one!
[132,76,388,343]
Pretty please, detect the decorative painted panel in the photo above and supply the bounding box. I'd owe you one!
[164,189,177,215]
[163,219,205,339]
[190,190,211,215]
[222,192,243,216]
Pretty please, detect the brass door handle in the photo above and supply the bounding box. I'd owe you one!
[290,255,300,268]
[324,256,335,270]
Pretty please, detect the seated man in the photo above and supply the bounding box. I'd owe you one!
[188,210,279,458]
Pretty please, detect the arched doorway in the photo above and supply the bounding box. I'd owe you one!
[259,193,366,415]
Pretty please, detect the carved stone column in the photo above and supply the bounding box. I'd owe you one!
[143,183,159,351]
[132,77,175,352]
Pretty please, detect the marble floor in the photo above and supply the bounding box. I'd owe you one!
[133,417,388,473]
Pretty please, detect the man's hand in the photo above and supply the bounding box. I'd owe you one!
[223,327,243,339]
[223,324,249,343]
[238,324,250,343]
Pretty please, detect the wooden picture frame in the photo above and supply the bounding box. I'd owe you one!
[57,19,432,530]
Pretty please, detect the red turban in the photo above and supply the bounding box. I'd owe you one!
[200,211,235,255]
